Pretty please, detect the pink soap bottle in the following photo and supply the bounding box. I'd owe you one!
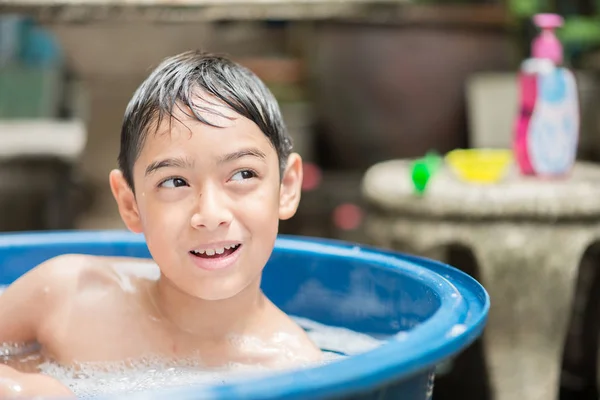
[513,13,580,177]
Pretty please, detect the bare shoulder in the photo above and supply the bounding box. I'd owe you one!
[31,253,158,296]
[33,253,113,288]
[260,302,323,364]
[280,312,322,356]
[0,254,124,344]
[0,254,157,341]
[35,255,160,362]
[0,254,127,321]
[17,254,137,299]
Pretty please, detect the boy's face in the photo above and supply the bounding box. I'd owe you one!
[110,97,302,301]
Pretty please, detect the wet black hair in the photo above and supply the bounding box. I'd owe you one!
[117,50,293,189]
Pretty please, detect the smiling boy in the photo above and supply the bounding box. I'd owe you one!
[0,51,322,397]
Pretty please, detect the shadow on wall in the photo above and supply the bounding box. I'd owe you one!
[311,17,514,170]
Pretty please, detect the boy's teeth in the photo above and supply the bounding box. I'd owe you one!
[192,244,239,257]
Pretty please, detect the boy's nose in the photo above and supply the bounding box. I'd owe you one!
[190,188,232,231]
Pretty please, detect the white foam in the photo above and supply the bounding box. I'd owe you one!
[33,318,382,398]
[293,316,384,355]
[37,358,265,398]
[0,285,387,398]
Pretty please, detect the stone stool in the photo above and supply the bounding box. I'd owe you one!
[361,159,600,400]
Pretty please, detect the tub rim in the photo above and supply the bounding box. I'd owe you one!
[0,230,489,400]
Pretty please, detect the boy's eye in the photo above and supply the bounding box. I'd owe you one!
[160,178,189,188]
[230,170,257,182]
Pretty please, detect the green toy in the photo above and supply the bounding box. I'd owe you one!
[410,152,442,195]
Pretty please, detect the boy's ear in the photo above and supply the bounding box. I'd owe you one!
[279,153,303,221]
[109,169,143,233]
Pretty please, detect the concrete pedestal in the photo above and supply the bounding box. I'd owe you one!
[362,160,600,400]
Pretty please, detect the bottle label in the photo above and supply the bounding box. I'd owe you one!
[528,66,579,175]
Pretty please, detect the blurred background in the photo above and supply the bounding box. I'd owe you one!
[1,0,600,399]
[0,0,599,239]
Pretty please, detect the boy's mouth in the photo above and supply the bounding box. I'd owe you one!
[190,243,241,259]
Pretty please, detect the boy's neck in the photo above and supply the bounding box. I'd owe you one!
[152,274,266,340]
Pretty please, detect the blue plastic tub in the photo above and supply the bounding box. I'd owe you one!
[0,231,489,400]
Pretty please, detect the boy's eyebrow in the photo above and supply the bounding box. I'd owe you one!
[217,148,267,164]
[145,157,194,176]
[144,149,266,176]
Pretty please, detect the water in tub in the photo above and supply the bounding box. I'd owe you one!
[0,266,385,398]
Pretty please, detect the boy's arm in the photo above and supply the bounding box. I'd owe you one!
[0,257,75,397]
[0,364,74,398]
[0,256,68,344]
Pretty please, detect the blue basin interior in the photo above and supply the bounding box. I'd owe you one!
[0,231,489,400]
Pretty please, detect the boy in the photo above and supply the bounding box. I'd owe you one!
[0,51,322,397]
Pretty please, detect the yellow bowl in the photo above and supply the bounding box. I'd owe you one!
[445,149,513,184]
